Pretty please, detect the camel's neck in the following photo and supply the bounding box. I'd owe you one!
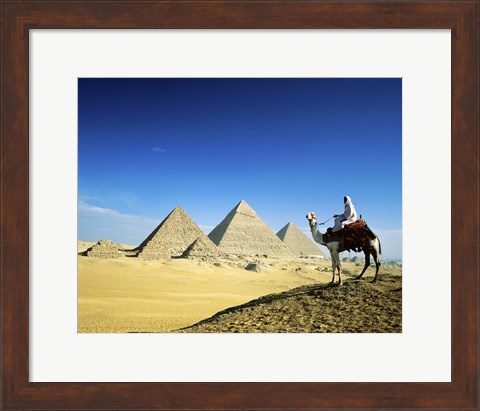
[310,221,326,245]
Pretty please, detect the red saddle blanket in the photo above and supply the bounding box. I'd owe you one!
[327,219,373,251]
[342,220,370,250]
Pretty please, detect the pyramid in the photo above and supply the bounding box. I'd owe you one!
[181,236,219,259]
[136,206,217,259]
[276,222,325,257]
[83,239,120,259]
[208,200,293,258]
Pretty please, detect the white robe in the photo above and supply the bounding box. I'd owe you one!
[332,196,358,232]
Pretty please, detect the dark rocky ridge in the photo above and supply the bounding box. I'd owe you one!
[179,275,402,333]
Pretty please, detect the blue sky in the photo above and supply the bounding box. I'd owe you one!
[78,78,402,259]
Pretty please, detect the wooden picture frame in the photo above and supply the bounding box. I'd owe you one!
[1,1,478,409]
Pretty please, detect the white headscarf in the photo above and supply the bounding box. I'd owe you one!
[343,195,357,221]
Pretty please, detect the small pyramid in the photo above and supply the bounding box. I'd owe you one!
[276,222,325,257]
[208,200,293,258]
[83,239,120,259]
[136,206,215,259]
[181,236,219,259]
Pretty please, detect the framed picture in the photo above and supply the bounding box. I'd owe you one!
[1,1,478,409]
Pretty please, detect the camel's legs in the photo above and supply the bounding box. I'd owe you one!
[330,254,337,284]
[371,247,381,283]
[356,251,370,280]
[330,251,342,284]
[330,251,342,285]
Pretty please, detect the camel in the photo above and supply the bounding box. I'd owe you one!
[306,212,381,285]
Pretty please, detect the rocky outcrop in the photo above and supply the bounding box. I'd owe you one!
[245,262,271,272]
[179,276,402,333]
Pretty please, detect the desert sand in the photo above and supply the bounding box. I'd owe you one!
[78,241,401,333]
[181,275,402,333]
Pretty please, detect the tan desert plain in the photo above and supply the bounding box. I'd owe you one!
[78,200,402,333]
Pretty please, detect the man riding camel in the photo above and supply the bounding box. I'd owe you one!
[329,195,357,233]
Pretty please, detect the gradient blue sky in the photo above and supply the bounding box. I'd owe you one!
[79,78,402,259]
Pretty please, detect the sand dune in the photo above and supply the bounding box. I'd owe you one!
[78,243,401,333]
[180,275,402,333]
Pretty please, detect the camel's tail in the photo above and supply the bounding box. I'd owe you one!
[377,237,382,255]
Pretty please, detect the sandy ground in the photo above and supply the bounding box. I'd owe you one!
[181,275,402,333]
[78,241,401,333]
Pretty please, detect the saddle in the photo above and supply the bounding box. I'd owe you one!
[326,219,377,252]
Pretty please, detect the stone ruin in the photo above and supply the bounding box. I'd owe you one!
[82,239,120,259]
[208,200,293,258]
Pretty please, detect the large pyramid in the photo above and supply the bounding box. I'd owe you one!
[208,200,293,258]
[276,222,325,257]
[136,206,217,259]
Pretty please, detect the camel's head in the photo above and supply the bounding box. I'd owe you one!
[306,211,317,222]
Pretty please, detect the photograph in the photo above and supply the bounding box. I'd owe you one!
[78,77,402,333]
